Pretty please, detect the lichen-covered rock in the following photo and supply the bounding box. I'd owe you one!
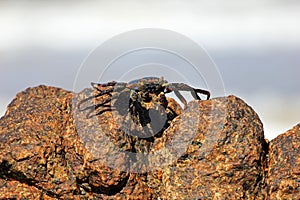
[267,124,300,199]
[147,96,268,199]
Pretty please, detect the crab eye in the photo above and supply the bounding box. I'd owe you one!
[164,87,171,93]
[130,91,138,100]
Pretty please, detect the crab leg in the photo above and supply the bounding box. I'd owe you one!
[78,82,127,110]
[85,105,116,118]
[79,97,112,111]
[91,84,115,95]
[77,92,112,110]
[194,88,210,100]
[91,82,127,92]
[168,83,210,100]
[95,108,116,116]
[91,81,117,89]
[173,89,188,108]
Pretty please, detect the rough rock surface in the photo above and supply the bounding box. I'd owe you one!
[0,86,75,199]
[0,85,298,199]
[147,96,268,199]
[267,124,300,199]
[0,86,157,199]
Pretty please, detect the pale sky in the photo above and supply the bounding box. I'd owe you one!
[1,0,300,50]
[0,0,300,139]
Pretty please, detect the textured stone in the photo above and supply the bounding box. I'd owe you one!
[147,96,268,199]
[0,86,157,199]
[0,179,47,199]
[0,86,77,198]
[1,85,298,199]
[267,124,300,199]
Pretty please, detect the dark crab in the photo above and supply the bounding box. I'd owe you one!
[78,77,210,138]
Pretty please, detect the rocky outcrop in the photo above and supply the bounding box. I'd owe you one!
[147,96,268,199]
[267,124,300,199]
[0,85,298,199]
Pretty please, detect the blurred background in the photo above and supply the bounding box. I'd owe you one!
[0,0,299,140]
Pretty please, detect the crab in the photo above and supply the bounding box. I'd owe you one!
[78,77,210,138]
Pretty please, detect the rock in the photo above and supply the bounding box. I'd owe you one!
[0,86,77,199]
[0,86,158,199]
[267,124,300,199]
[0,85,298,199]
[0,179,47,199]
[147,96,268,199]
